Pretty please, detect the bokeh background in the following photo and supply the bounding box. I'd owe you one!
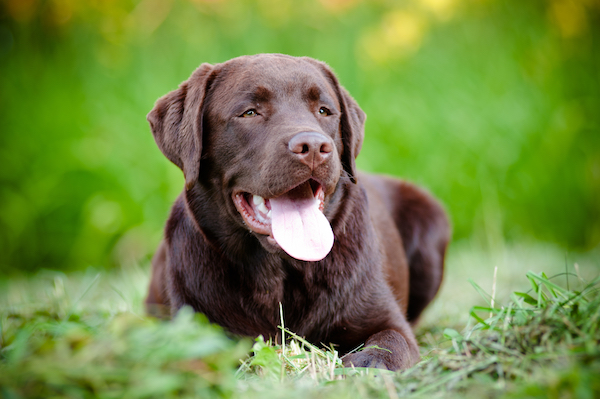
[0,0,598,275]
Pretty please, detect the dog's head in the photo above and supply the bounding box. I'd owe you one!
[148,54,365,261]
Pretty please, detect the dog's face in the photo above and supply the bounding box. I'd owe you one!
[148,54,366,261]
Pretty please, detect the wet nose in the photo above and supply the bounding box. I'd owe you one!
[288,132,333,169]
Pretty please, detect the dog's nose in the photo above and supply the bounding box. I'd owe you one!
[288,132,333,168]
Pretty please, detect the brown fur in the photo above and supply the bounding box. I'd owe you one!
[145,54,450,371]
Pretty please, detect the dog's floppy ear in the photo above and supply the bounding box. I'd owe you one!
[306,59,366,184]
[337,85,366,183]
[147,63,215,190]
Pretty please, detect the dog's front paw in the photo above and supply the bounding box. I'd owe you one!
[342,348,393,370]
[342,329,419,371]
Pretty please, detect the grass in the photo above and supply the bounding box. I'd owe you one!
[1,243,599,398]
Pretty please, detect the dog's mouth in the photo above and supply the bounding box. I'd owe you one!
[233,179,334,261]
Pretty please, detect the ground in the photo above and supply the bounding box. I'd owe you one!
[1,241,599,399]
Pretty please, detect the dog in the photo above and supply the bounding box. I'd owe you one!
[145,54,450,371]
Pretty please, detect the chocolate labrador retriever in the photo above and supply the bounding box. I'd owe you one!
[145,54,449,371]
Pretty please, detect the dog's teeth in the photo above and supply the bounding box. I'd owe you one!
[267,210,272,218]
[258,202,269,215]
[253,195,265,206]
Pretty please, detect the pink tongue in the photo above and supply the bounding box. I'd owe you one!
[270,183,334,261]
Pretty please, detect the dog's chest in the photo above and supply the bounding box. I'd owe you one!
[223,260,337,338]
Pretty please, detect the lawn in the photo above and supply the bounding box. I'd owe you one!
[2,242,598,398]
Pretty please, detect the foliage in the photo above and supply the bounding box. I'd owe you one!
[0,270,251,398]
[1,309,250,398]
[398,271,600,397]
[1,260,599,398]
[0,0,598,274]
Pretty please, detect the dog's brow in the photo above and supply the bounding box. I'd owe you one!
[251,86,272,103]
[306,86,321,102]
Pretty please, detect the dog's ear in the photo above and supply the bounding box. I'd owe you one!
[147,63,215,190]
[306,59,366,184]
[337,85,366,183]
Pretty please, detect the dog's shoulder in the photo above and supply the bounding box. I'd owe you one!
[164,194,188,241]
[358,172,449,256]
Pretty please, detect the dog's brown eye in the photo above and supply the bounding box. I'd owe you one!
[318,107,331,116]
[242,109,257,117]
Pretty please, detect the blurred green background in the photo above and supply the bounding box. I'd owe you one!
[0,0,598,275]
